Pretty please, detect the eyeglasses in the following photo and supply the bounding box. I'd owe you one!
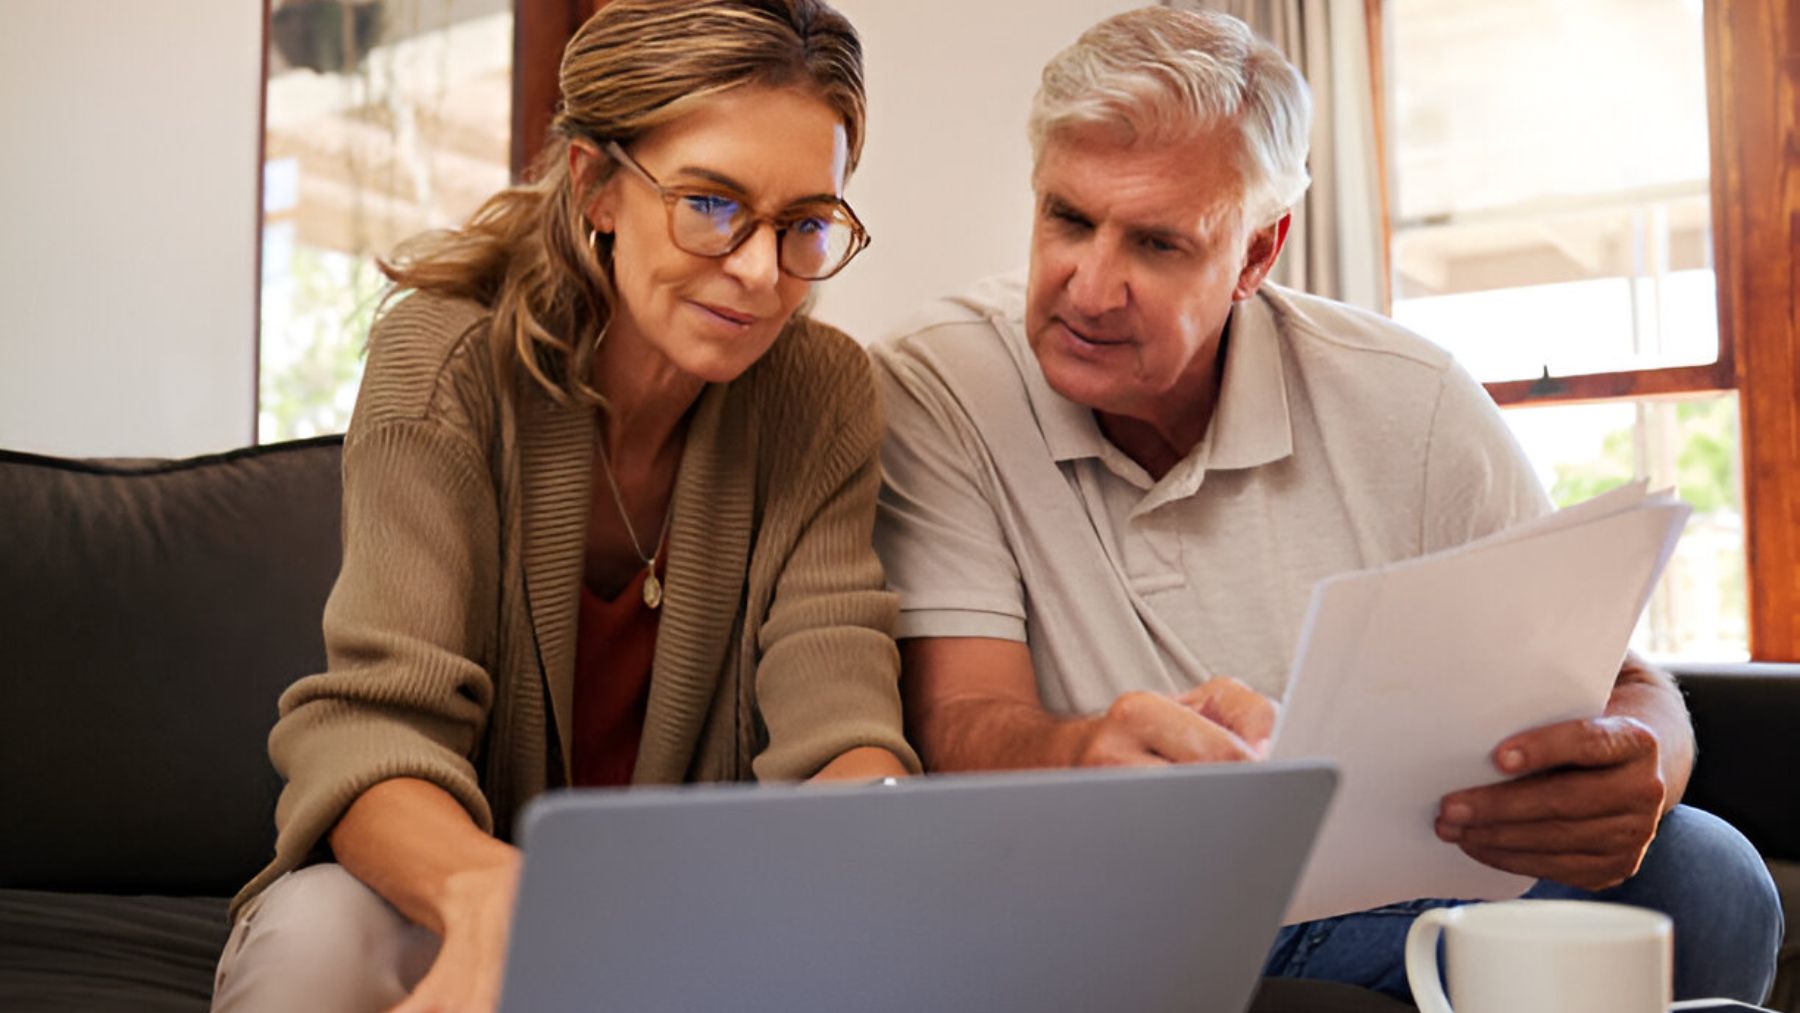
[602,140,871,281]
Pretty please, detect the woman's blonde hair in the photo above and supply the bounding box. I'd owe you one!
[381,0,866,406]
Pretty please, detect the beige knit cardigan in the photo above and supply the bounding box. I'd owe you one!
[237,293,918,910]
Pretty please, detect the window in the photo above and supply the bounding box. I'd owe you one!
[1505,395,1745,658]
[258,0,514,442]
[1383,0,1748,659]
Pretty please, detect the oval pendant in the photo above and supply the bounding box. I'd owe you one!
[642,570,663,609]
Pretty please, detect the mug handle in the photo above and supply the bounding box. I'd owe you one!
[1405,908,1458,1013]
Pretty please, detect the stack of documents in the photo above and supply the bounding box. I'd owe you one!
[1270,482,1690,924]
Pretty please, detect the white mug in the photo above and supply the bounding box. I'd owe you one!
[1405,899,1672,1013]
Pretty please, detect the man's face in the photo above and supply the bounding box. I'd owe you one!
[1025,125,1274,425]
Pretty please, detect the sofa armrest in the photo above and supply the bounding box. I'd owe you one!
[1665,662,1800,863]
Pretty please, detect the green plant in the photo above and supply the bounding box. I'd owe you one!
[258,245,386,442]
[1549,397,1740,515]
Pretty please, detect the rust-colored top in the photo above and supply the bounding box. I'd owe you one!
[571,559,664,788]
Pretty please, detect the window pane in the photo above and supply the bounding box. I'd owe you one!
[259,0,512,442]
[1390,0,1709,221]
[1391,264,1718,383]
[1503,395,1746,661]
[1388,0,1715,382]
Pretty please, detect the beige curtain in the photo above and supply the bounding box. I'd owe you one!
[1164,0,1386,312]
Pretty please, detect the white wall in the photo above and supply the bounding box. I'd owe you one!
[0,0,263,458]
[813,0,1142,344]
[0,0,1129,456]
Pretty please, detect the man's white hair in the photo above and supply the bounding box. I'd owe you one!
[1028,6,1313,228]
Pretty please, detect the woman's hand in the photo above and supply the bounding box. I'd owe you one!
[330,778,524,1013]
[387,850,522,1013]
[810,745,911,782]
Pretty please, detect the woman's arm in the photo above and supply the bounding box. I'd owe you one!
[330,777,520,1012]
[257,301,508,912]
[256,300,516,1009]
[749,341,923,782]
[264,417,503,878]
[811,745,911,782]
[330,778,518,937]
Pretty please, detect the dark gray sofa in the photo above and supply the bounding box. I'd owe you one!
[1671,661,1800,1011]
[0,436,1789,1011]
[0,437,342,1010]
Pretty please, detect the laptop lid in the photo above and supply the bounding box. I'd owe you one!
[500,761,1337,1013]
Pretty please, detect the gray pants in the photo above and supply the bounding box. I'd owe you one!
[211,864,442,1012]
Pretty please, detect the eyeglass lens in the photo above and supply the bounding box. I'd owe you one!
[670,194,859,280]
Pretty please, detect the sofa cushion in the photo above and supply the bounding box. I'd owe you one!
[0,889,226,1011]
[0,437,343,895]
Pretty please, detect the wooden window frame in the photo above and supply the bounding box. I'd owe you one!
[512,0,609,181]
[1711,0,1800,662]
[1368,0,1800,659]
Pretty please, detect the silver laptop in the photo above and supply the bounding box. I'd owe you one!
[499,761,1337,1013]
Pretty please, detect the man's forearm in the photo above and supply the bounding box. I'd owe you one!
[1607,653,1695,810]
[913,695,1095,772]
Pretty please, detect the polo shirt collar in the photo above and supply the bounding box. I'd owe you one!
[1204,292,1294,471]
[1017,335,1108,466]
[1012,291,1294,478]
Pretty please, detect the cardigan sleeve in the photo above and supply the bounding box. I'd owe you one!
[748,348,923,781]
[235,344,504,913]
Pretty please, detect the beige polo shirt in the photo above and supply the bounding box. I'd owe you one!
[870,274,1550,717]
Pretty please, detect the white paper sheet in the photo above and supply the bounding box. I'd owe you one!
[1270,483,1690,924]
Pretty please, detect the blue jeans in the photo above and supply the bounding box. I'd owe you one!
[1263,805,1783,1003]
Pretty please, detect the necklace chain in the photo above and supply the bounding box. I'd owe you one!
[595,436,673,609]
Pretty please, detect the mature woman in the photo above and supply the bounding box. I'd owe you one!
[210,2,916,1009]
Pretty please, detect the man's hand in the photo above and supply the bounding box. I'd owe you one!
[900,638,1281,772]
[1075,684,1269,766]
[1435,715,1666,891]
[1175,676,1279,757]
[387,852,521,1013]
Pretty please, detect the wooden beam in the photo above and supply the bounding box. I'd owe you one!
[1709,0,1800,660]
[511,0,609,181]
[255,0,273,440]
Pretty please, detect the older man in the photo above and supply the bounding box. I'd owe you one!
[871,6,1779,1004]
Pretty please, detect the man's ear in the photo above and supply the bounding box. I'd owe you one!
[568,140,617,234]
[1233,212,1291,300]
